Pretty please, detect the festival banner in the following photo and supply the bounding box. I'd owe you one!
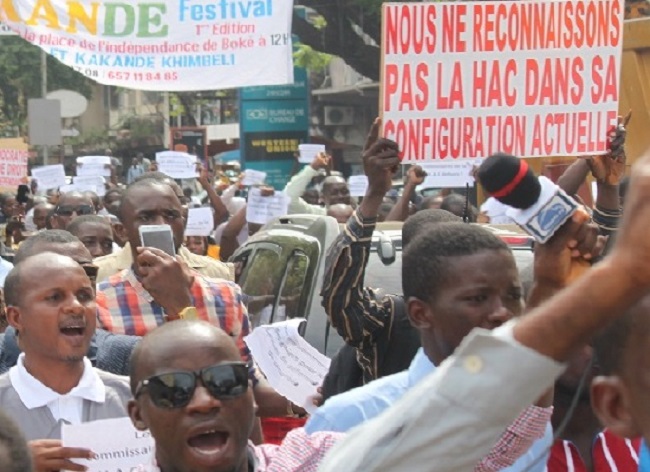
[0,139,28,191]
[1,0,294,91]
[381,0,625,163]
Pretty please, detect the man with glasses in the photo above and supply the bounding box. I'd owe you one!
[128,319,342,471]
[0,252,131,471]
[0,230,139,377]
[50,191,96,231]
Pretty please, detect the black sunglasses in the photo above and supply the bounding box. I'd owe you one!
[135,362,248,409]
[55,205,94,217]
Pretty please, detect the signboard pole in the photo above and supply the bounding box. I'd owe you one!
[41,50,48,165]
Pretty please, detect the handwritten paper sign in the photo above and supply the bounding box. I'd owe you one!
[244,318,331,413]
[347,175,369,197]
[416,162,476,190]
[246,187,290,225]
[241,169,267,186]
[2,0,294,92]
[59,183,97,195]
[73,175,106,196]
[62,417,154,472]
[30,164,66,190]
[76,156,112,178]
[381,0,624,162]
[298,144,326,164]
[185,206,214,237]
[156,151,198,179]
[0,147,28,190]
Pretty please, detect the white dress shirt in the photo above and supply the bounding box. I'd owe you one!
[9,354,106,425]
[318,322,565,472]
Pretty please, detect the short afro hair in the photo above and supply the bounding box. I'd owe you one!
[402,209,461,247]
[14,230,80,265]
[402,222,510,302]
[66,215,111,236]
[593,294,650,376]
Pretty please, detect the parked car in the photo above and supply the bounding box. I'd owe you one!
[231,214,534,358]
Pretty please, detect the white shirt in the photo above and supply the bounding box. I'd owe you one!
[0,257,13,287]
[481,197,516,224]
[283,166,326,215]
[318,322,565,472]
[9,354,106,425]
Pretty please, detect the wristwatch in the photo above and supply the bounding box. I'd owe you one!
[165,306,198,322]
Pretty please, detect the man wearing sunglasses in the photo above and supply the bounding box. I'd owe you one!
[129,319,342,472]
[0,252,132,472]
[50,191,96,231]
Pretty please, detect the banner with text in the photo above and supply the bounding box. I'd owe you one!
[0,139,28,192]
[381,0,624,163]
[1,0,294,91]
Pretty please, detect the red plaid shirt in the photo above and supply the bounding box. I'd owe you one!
[546,430,641,472]
[96,268,252,366]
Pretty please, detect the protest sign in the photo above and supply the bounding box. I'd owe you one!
[62,417,154,471]
[59,183,97,194]
[298,144,326,164]
[76,156,112,178]
[1,0,294,92]
[241,169,267,186]
[246,187,290,225]
[348,175,369,197]
[0,140,28,191]
[381,0,624,162]
[73,175,106,196]
[416,161,476,189]
[185,206,214,236]
[30,164,66,190]
[156,150,197,179]
[244,318,331,413]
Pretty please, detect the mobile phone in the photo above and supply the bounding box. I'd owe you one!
[139,224,176,256]
[16,185,30,205]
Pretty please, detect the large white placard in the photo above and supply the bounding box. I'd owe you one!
[246,187,290,225]
[156,150,198,179]
[381,0,624,162]
[2,0,294,91]
[30,164,66,190]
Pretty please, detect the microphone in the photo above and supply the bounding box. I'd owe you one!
[477,153,590,283]
[477,154,579,243]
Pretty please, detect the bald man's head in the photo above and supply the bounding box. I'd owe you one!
[129,320,242,393]
[321,176,350,207]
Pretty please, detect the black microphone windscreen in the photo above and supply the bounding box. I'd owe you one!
[477,153,541,209]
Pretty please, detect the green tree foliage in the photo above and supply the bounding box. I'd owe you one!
[0,37,92,130]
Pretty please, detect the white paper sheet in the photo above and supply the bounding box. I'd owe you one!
[30,164,66,191]
[241,169,267,186]
[73,175,106,196]
[298,144,326,164]
[185,207,214,237]
[59,183,98,195]
[76,156,112,177]
[62,417,155,472]
[348,175,369,197]
[244,318,331,413]
[246,187,290,225]
[76,163,112,178]
[416,161,477,190]
[156,151,198,179]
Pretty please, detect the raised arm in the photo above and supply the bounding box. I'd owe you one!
[385,165,426,222]
[283,154,328,214]
[321,119,401,380]
[198,165,228,229]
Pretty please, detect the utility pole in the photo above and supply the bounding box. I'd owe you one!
[41,50,48,165]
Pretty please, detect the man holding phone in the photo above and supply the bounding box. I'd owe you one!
[96,178,299,419]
